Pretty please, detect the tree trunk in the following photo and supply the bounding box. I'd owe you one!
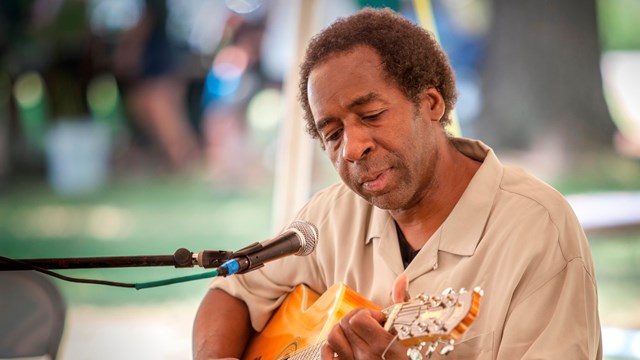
[474,0,615,154]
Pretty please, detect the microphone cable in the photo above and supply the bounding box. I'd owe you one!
[0,255,220,290]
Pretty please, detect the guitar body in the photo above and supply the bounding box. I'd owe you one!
[243,283,380,360]
[242,283,482,360]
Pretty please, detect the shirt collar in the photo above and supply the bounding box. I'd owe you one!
[438,138,502,256]
[365,205,394,245]
[364,138,502,257]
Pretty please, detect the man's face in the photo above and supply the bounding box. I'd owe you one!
[307,46,442,211]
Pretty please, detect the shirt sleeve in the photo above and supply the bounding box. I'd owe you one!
[496,257,602,359]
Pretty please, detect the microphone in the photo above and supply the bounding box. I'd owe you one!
[216,220,318,276]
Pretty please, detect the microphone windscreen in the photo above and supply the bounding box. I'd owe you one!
[288,221,318,256]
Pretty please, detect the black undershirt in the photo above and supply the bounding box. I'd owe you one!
[395,222,420,269]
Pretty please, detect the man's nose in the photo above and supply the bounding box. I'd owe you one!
[341,124,373,162]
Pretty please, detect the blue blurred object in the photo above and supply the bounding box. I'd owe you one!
[431,0,488,132]
[203,68,242,101]
[45,121,111,196]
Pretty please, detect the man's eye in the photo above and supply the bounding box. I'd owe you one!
[324,129,342,142]
[362,111,384,121]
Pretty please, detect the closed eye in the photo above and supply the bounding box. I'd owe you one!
[324,128,343,142]
[362,110,385,121]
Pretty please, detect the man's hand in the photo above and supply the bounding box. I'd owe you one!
[320,308,407,359]
[320,273,411,359]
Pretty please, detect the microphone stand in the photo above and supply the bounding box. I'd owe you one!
[0,248,233,271]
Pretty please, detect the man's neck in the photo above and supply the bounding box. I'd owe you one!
[390,138,481,250]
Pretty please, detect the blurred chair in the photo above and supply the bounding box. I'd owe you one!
[0,271,66,360]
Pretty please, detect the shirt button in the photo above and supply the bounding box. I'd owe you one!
[432,263,438,271]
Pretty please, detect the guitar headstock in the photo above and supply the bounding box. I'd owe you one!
[383,287,482,358]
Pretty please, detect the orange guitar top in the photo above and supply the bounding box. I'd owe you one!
[242,283,482,360]
[243,283,380,360]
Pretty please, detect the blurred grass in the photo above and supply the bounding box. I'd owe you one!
[0,174,273,306]
[597,0,640,51]
[553,151,640,194]
[590,231,640,328]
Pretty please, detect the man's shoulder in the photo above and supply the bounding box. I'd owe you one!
[498,165,570,214]
[497,165,586,250]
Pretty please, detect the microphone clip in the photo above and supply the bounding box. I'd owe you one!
[193,249,235,268]
[223,242,266,275]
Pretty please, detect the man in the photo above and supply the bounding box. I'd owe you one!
[193,8,602,359]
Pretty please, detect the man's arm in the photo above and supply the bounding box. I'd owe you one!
[192,288,255,360]
[497,258,602,359]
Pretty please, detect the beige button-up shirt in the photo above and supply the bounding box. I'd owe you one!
[211,138,602,359]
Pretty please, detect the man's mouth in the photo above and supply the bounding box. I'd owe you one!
[360,168,391,192]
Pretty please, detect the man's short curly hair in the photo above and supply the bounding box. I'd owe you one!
[299,7,457,142]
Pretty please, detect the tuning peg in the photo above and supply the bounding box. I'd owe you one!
[398,324,413,337]
[427,343,438,356]
[407,347,424,360]
[441,288,459,307]
[426,318,444,334]
[439,340,456,355]
[415,293,428,304]
[427,295,442,307]
[441,287,454,296]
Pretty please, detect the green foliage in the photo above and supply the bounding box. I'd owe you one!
[552,151,640,194]
[590,232,640,328]
[597,0,640,50]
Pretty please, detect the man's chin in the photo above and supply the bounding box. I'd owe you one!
[361,192,403,210]
[347,183,404,209]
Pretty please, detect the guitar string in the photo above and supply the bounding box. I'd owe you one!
[284,300,462,359]
[287,342,322,360]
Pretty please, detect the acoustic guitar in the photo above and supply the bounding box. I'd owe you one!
[243,283,482,360]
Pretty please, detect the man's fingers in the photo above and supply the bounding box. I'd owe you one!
[339,308,397,358]
[345,308,388,341]
[325,321,354,360]
[339,309,373,346]
[320,343,336,360]
[327,308,402,359]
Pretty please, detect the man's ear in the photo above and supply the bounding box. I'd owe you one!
[419,87,445,122]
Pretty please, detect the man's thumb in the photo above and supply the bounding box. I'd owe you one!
[391,272,410,304]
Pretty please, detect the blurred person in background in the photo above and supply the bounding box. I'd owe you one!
[193,7,601,360]
[201,14,270,188]
[115,0,200,170]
